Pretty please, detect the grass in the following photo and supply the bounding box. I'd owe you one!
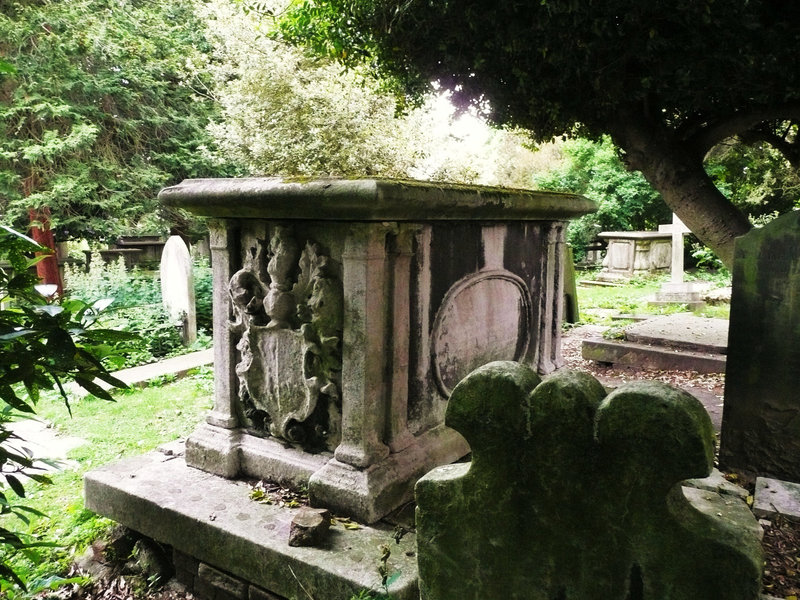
[0,368,214,597]
[574,269,731,326]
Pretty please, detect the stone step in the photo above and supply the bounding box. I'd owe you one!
[623,314,729,354]
[578,279,626,287]
[581,338,726,374]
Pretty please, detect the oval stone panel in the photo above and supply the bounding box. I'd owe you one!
[432,271,532,396]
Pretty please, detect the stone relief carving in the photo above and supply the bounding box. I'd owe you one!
[229,226,343,451]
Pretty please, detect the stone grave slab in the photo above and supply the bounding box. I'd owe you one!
[753,477,800,522]
[84,445,418,600]
[720,210,800,481]
[581,313,728,373]
[624,313,728,353]
[415,363,762,600]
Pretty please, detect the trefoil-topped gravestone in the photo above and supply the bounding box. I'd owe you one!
[157,177,596,523]
[416,362,762,600]
[720,209,800,482]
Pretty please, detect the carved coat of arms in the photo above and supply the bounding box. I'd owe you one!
[229,225,342,451]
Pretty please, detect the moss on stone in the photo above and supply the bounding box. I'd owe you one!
[416,362,762,600]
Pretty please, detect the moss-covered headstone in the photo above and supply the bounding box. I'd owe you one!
[720,210,800,481]
[416,362,762,600]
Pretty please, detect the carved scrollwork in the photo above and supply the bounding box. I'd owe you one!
[229,226,343,451]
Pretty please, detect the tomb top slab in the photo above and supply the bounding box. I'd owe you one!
[158,177,595,221]
[598,230,673,240]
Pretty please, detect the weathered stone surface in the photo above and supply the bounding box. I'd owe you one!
[155,177,595,523]
[581,313,729,374]
[84,450,419,600]
[720,210,800,481]
[624,313,728,353]
[684,468,750,500]
[581,338,726,373]
[598,230,672,280]
[197,563,247,600]
[753,477,800,522]
[415,362,762,600]
[248,586,285,600]
[288,507,331,547]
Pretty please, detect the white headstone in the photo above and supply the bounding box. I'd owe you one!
[670,214,690,284]
[160,235,196,345]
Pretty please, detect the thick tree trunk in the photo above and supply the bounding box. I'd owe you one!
[28,207,63,296]
[609,114,752,269]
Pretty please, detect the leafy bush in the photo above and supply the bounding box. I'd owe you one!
[63,253,213,367]
[533,136,671,261]
[193,256,213,333]
[0,226,131,592]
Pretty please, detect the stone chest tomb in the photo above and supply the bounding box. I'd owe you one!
[159,177,596,523]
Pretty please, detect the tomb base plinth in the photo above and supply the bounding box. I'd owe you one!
[649,281,710,309]
[85,445,418,600]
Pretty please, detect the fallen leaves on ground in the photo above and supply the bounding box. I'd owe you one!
[762,517,800,598]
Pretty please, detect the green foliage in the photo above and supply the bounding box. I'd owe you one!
[705,139,800,220]
[534,137,670,259]
[63,254,213,367]
[690,244,729,275]
[279,1,800,144]
[0,374,213,597]
[200,0,545,187]
[0,0,233,241]
[279,0,800,266]
[194,257,214,333]
[0,226,130,590]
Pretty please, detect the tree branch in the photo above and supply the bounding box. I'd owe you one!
[689,103,800,154]
[739,123,800,169]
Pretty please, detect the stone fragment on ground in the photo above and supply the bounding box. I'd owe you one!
[288,507,331,547]
[684,468,749,500]
[754,477,800,522]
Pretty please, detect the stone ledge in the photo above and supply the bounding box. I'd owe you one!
[84,451,418,600]
[158,177,596,221]
[754,477,800,522]
[582,339,726,373]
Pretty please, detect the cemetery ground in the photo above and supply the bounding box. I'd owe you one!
[3,272,799,600]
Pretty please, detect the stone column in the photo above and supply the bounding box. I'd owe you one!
[387,225,418,453]
[185,221,242,478]
[537,223,565,374]
[208,221,239,429]
[333,223,392,468]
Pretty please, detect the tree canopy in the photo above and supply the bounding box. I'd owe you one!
[280,0,800,266]
[0,0,228,242]
[199,0,545,187]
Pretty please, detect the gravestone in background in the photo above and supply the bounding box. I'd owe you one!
[160,235,197,345]
[416,362,762,600]
[597,230,672,281]
[720,210,800,481]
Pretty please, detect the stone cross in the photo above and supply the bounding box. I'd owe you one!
[160,235,196,345]
[415,361,762,600]
[668,213,690,284]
